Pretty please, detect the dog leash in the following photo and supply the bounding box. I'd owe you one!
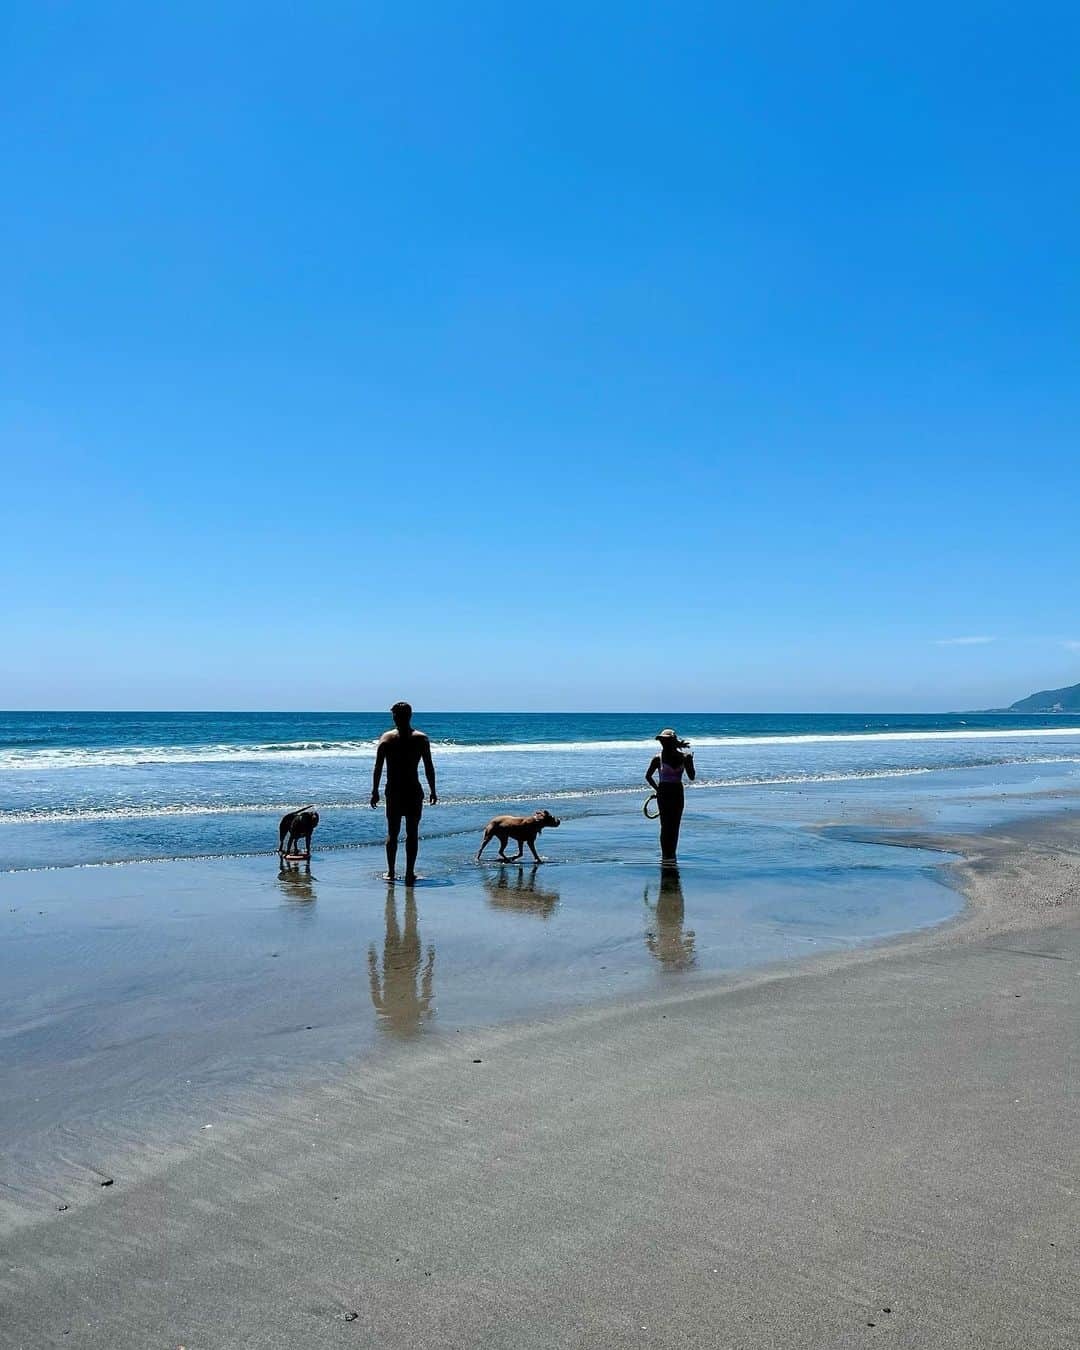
[644,739,693,819]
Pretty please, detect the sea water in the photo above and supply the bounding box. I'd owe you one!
[3,710,1080,870]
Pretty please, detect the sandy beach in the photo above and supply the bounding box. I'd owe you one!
[2,809,1077,1348]
[9,1,1080,1341]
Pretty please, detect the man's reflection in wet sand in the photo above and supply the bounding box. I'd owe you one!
[643,867,697,971]
[277,861,317,905]
[368,888,435,1038]
[482,864,560,919]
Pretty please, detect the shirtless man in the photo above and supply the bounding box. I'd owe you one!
[370,701,437,884]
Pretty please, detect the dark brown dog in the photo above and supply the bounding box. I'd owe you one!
[476,810,561,862]
[278,806,319,858]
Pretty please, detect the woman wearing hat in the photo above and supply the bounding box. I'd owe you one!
[645,729,695,864]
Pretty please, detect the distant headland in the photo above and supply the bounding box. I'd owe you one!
[996,681,1080,713]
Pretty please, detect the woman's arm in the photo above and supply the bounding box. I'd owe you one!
[683,752,696,781]
[645,755,660,789]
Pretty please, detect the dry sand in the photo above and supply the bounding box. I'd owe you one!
[2,814,1078,1349]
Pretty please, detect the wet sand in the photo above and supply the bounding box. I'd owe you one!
[0,788,961,1230]
[2,813,1078,1348]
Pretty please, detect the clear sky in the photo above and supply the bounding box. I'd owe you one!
[4,1,1078,711]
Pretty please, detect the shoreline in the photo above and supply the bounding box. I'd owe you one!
[0,786,961,1236]
[4,772,1080,875]
[825,808,1080,949]
[2,807,1078,1346]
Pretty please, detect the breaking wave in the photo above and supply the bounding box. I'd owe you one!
[3,725,1080,772]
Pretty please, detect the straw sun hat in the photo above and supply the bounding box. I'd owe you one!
[655,729,689,747]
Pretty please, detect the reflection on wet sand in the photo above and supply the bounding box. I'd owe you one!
[368,889,436,1038]
[277,861,317,904]
[643,868,697,971]
[482,864,561,919]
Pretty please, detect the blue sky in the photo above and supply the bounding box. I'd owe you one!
[4,1,1078,711]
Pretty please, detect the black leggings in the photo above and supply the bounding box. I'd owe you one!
[656,783,684,859]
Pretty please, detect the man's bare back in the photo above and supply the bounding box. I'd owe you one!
[379,728,429,794]
[370,702,437,884]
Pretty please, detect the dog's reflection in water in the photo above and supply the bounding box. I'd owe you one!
[482,864,560,919]
[643,868,697,972]
[277,861,317,905]
[368,889,436,1038]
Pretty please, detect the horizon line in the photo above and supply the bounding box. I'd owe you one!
[0,706,1056,717]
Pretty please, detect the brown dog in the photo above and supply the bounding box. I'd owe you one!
[476,810,561,863]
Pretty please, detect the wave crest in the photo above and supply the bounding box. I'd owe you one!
[2,724,1080,772]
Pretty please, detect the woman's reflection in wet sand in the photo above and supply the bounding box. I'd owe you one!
[367,888,436,1038]
[643,867,697,971]
[482,864,560,919]
[277,861,317,906]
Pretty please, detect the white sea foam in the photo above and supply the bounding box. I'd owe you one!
[8,761,1080,827]
[3,725,1080,772]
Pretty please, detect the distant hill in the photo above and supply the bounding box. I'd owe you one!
[1007,682,1080,713]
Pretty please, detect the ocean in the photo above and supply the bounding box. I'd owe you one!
[3,709,1080,871]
